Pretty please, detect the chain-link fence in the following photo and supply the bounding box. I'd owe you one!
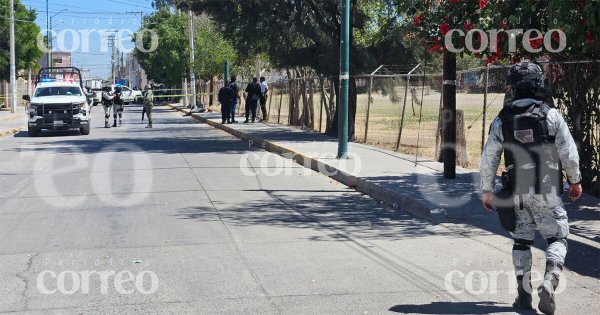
[257,67,508,169]
[248,61,598,181]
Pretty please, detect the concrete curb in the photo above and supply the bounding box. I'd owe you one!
[167,104,434,223]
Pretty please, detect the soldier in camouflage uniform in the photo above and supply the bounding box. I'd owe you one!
[143,84,154,129]
[480,62,582,315]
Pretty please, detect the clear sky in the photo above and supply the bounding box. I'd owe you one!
[23,0,157,79]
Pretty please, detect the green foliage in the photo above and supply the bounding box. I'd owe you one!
[182,0,417,75]
[402,0,600,62]
[134,9,190,86]
[0,0,43,80]
[193,15,236,80]
[134,10,236,85]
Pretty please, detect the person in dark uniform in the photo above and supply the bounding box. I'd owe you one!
[244,77,262,123]
[113,85,124,127]
[101,86,114,128]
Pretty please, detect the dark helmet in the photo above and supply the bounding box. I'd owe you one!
[507,62,544,91]
[231,75,237,82]
[103,86,111,92]
[115,86,122,93]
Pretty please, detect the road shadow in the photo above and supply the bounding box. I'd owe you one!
[389,301,530,314]
[14,130,82,138]
[367,173,600,279]
[174,189,465,241]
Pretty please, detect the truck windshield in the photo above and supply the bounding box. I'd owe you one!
[34,87,82,97]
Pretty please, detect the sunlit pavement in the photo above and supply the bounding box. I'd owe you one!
[0,103,597,314]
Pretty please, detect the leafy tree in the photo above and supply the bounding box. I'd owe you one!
[134,9,189,86]
[177,0,418,138]
[0,0,43,80]
[134,9,235,89]
[404,0,600,194]
[193,15,236,80]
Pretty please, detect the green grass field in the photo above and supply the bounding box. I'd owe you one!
[207,82,505,169]
[260,85,505,169]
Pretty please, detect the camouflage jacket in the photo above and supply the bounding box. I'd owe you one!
[143,90,154,105]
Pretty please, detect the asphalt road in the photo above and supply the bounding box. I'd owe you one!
[0,104,597,314]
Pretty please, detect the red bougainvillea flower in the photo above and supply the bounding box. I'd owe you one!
[464,21,474,31]
[551,31,561,43]
[585,32,596,45]
[479,0,489,9]
[529,37,543,50]
[440,22,451,36]
[413,15,424,27]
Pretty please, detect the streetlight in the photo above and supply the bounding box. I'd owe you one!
[338,0,350,158]
[48,8,68,67]
[9,0,16,113]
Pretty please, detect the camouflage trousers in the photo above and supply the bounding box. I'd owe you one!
[103,104,112,124]
[511,193,569,276]
[144,102,153,123]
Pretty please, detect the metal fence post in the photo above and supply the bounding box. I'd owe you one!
[364,75,373,142]
[319,77,324,132]
[267,80,274,121]
[396,64,421,151]
[481,64,489,153]
[277,80,283,124]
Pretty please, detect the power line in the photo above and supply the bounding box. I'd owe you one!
[0,14,37,23]
[107,0,153,9]
[23,0,152,15]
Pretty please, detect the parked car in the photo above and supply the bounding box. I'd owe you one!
[119,86,143,104]
[92,85,143,105]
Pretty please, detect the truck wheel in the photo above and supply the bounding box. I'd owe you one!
[80,122,91,135]
[28,125,40,137]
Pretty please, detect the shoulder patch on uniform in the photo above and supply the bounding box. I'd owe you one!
[514,129,534,143]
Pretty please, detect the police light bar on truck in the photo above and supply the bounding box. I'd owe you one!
[35,67,84,88]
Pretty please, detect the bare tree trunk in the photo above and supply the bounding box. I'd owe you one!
[209,77,214,106]
[308,78,315,129]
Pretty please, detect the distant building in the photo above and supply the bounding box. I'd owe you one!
[124,52,147,90]
[39,52,72,68]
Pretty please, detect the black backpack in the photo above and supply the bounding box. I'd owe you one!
[498,101,563,195]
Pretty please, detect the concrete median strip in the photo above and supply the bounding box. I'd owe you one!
[168,104,434,223]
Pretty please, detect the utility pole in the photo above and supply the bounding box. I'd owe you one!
[188,11,197,109]
[46,0,50,67]
[337,0,350,158]
[442,51,457,179]
[125,11,144,25]
[9,0,17,113]
[107,33,117,84]
[224,61,230,82]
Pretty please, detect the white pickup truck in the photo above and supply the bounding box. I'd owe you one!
[92,85,143,105]
[23,67,91,136]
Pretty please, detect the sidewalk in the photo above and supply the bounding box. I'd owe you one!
[0,108,26,137]
[168,103,600,280]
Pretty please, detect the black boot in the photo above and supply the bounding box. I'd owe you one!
[513,274,533,310]
[538,263,562,315]
[113,120,117,128]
